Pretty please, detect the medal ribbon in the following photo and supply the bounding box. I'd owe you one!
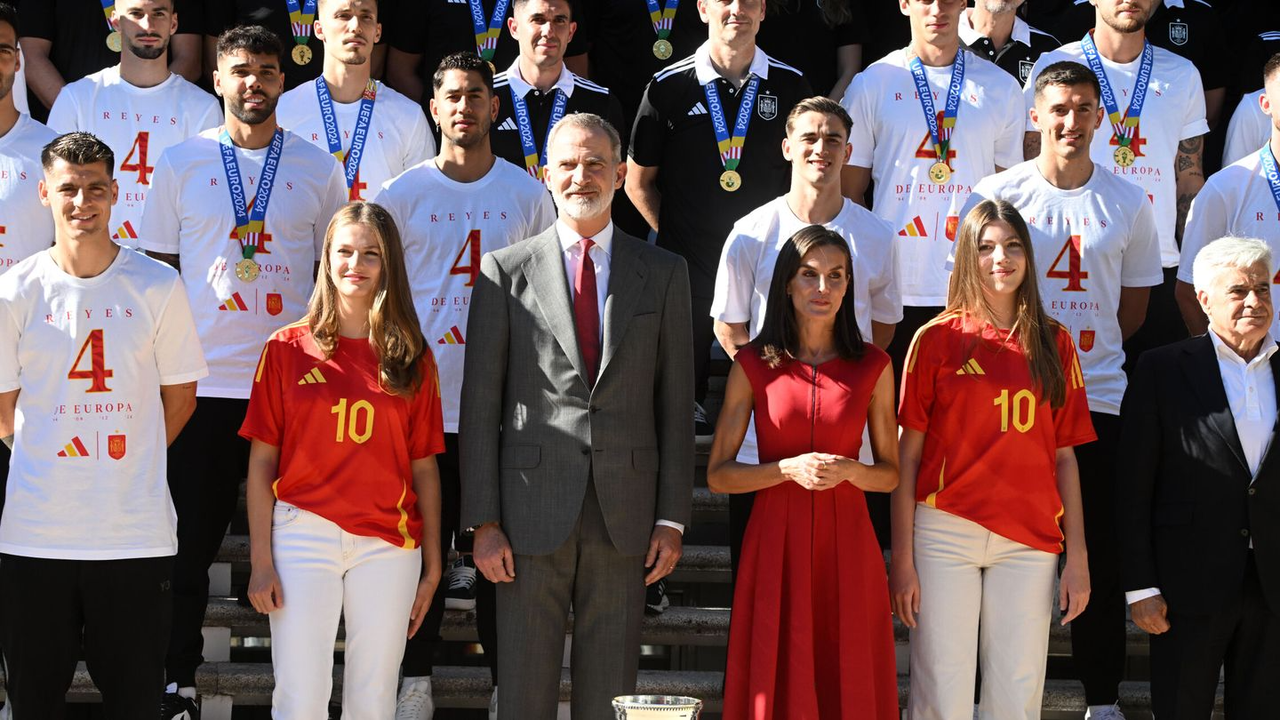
[100,0,116,33]
[1260,145,1280,216]
[907,48,965,165]
[509,85,569,179]
[315,77,378,197]
[1081,31,1152,148]
[703,75,760,172]
[219,128,285,258]
[469,0,512,62]
[286,0,319,45]
[645,0,679,40]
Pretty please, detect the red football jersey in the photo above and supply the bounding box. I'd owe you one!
[899,311,1096,553]
[240,322,445,549]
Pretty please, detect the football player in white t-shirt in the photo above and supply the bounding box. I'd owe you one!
[46,0,220,250]
[0,2,56,275]
[139,26,346,715]
[1224,88,1269,168]
[0,132,206,718]
[962,63,1164,720]
[1022,0,1208,383]
[838,0,1024,383]
[276,0,435,202]
[374,52,554,718]
[1178,54,1280,338]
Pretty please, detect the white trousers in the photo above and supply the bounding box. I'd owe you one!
[268,502,421,720]
[907,505,1058,720]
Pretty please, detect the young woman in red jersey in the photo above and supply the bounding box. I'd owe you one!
[892,199,1095,719]
[709,226,900,720]
[240,202,444,718]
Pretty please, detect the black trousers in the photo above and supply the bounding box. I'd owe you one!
[165,397,251,687]
[1150,553,1280,718]
[1070,412,1126,705]
[692,294,715,405]
[403,433,498,682]
[0,553,173,718]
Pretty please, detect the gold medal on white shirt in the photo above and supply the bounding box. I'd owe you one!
[928,161,952,185]
[235,257,261,283]
[1113,145,1136,168]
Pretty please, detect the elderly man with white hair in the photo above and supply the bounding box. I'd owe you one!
[1118,235,1280,719]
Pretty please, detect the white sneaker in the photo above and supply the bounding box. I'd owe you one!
[488,685,498,720]
[395,677,434,720]
[1084,704,1126,720]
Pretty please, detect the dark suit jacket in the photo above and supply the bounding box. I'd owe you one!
[1118,334,1280,616]
[458,225,695,557]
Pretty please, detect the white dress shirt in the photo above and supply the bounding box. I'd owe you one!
[555,220,684,536]
[1127,330,1278,604]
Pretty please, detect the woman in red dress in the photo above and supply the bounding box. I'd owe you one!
[708,225,900,720]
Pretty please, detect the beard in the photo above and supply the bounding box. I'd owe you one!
[1100,4,1150,34]
[227,95,279,125]
[0,75,12,103]
[555,183,615,221]
[444,119,491,149]
[127,37,168,60]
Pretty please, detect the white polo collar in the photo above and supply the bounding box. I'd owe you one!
[502,59,577,99]
[959,9,1032,47]
[693,41,771,85]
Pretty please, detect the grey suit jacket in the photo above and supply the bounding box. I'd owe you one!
[459,224,695,557]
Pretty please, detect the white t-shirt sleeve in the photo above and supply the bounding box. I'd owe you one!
[154,274,209,385]
[46,89,79,133]
[995,80,1027,169]
[1179,66,1210,141]
[868,222,903,324]
[197,97,223,134]
[139,150,182,254]
[1177,183,1226,284]
[842,74,874,168]
[404,105,436,167]
[1223,94,1267,167]
[710,229,755,324]
[315,162,349,260]
[532,190,557,235]
[0,289,19,392]
[1121,195,1164,287]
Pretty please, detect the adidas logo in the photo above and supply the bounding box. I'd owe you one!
[298,367,327,385]
[497,117,518,132]
[218,293,249,312]
[113,220,138,240]
[955,358,985,376]
[899,217,928,238]
[447,0,467,4]
[437,325,465,345]
[57,436,91,457]
[687,102,708,116]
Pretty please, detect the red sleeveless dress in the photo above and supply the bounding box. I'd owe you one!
[722,346,898,720]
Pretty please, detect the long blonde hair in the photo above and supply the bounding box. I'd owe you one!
[308,202,426,397]
[948,199,1067,408]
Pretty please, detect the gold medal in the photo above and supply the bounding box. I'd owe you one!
[928,161,952,185]
[106,31,122,53]
[292,44,313,66]
[653,39,673,60]
[235,257,261,283]
[1113,144,1136,167]
[719,169,742,192]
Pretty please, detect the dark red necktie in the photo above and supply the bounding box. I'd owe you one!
[574,237,600,383]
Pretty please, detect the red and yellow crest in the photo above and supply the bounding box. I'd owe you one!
[266,293,283,316]
[107,434,127,460]
[1079,330,1095,353]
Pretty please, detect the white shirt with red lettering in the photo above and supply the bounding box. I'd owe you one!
[276,79,435,202]
[1180,148,1280,336]
[374,158,555,432]
[0,248,207,559]
[1023,42,1209,267]
[140,127,347,399]
[47,67,221,248]
[963,160,1163,414]
[0,114,58,273]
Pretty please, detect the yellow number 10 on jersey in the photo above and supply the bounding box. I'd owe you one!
[993,388,1036,433]
[330,398,375,444]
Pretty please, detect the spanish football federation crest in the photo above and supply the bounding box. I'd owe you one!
[108,434,127,460]
[1019,60,1035,84]
[266,293,283,316]
[1079,329,1096,353]
[757,93,778,121]
[1169,22,1188,46]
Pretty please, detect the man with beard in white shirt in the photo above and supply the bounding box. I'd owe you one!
[962,59,1164,720]
[141,25,347,719]
[1178,54,1280,338]
[1022,0,1209,390]
[277,0,434,202]
[0,2,55,275]
[374,51,555,720]
[712,96,899,562]
[46,0,219,249]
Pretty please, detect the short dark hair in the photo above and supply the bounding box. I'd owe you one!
[0,3,17,37]
[785,96,853,138]
[1033,60,1102,104]
[42,132,116,177]
[432,52,494,95]
[1265,52,1280,86]
[512,0,573,19]
[216,25,283,62]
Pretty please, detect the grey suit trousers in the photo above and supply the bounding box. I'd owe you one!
[496,478,646,720]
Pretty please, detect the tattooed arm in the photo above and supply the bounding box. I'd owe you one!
[1174,135,1205,246]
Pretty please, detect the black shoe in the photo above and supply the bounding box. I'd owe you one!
[645,578,670,616]
[160,690,199,720]
[694,402,714,442]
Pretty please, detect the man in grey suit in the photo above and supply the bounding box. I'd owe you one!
[459,112,695,720]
